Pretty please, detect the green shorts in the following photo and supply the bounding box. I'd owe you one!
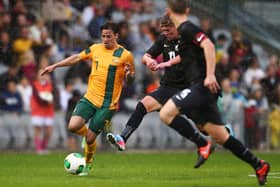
[72,97,115,134]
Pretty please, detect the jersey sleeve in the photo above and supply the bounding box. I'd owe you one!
[79,44,95,60]
[178,22,208,46]
[146,35,165,58]
[125,51,135,73]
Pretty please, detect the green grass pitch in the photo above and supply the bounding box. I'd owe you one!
[0,151,279,187]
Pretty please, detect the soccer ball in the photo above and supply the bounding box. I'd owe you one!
[64,153,86,174]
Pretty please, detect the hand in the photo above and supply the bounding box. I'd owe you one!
[124,64,135,84]
[40,65,55,76]
[204,75,220,94]
[124,64,131,75]
[146,59,158,71]
[155,61,172,70]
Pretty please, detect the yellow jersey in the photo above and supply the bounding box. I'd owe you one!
[79,44,135,110]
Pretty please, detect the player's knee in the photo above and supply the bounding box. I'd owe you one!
[159,108,173,124]
[67,123,76,132]
[86,130,96,144]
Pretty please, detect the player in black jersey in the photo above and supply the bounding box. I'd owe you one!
[157,0,270,185]
[107,15,212,168]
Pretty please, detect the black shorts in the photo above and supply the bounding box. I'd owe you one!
[172,81,224,126]
[149,85,181,106]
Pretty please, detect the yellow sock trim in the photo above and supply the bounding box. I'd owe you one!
[85,140,97,164]
[75,125,88,137]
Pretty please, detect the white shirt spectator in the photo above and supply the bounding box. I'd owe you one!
[82,5,95,26]
[17,82,32,112]
[59,87,73,112]
[243,68,265,88]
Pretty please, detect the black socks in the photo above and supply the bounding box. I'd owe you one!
[121,102,147,142]
[224,136,260,169]
[169,116,207,147]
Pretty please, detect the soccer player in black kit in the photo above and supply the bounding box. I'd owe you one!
[157,0,270,185]
[107,15,212,168]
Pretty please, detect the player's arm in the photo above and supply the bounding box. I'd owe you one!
[155,55,181,69]
[179,22,219,93]
[142,53,158,71]
[200,38,220,94]
[41,54,81,75]
[144,35,165,71]
[125,52,135,84]
[41,45,94,76]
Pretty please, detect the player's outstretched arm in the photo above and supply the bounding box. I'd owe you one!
[41,54,81,76]
[200,38,220,94]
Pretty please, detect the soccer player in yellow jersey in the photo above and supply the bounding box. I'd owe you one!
[41,21,135,176]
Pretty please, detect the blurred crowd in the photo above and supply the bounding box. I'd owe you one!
[0,0,280,152]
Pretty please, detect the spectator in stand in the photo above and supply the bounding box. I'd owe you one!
[216,52,232,80]
[81,1,97,27]
[117,21,134,51]
[10,13,28,40]
[243,56,265,90]
[228,30,254,71]
[12,26,33,64]
[0,11,12,33]
[17,75,33,148]
[69,15,90,44]
[59,79,74,113]
[244,97,258,149]
[0,78,23,148]
[114,0,131,11]
[250,84,269,149]
[87,3,107,41]
[261,64,280,106]
[268,84,280,149]
[29,18,47,45]
[0,31,13,72]
[17,75,32,116]
[0,64,21,91]
[31,71,54,154]
[219,78,245,142]
[215,33,228,63]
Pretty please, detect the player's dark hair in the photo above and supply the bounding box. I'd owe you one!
[159,14,175,27]
[167,0,189,14]
[100,21,119,34]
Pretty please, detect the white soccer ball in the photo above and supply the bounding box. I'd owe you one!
[64,153,86,174]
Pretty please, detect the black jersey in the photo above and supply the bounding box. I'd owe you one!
[146,34,187,89]
[177,21,208,86]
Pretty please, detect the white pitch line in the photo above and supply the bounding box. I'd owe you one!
[268,172,280,175]
[248,173,280,179]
